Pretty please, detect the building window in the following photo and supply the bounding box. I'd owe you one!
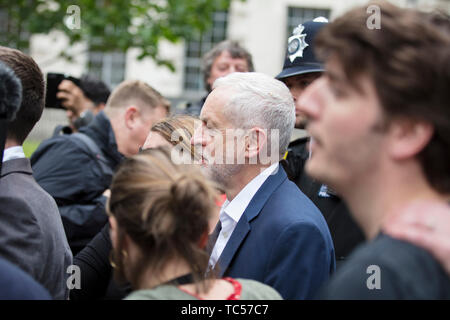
[287,7,331,37]
[183,10,228,93]
[87,51,126,88]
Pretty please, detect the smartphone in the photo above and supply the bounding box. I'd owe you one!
[45,73,81,109]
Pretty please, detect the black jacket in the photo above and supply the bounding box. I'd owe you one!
[31,111,124,255]
[70,223,130,300]
[281,137,365,267]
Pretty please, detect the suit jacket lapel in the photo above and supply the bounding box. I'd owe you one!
[217,165,288,277]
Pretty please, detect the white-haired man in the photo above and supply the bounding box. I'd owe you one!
[191,72,335,300]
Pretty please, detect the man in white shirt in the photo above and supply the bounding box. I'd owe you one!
[191,72,335,299]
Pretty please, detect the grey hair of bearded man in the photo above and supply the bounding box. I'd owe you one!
[212,72,295,157]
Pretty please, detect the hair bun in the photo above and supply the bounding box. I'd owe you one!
[170,173,199,202]
[169,173,214,221]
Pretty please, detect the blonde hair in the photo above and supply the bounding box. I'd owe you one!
[107,147,218,293]
[150,115,200,161]
[105,80,170,115]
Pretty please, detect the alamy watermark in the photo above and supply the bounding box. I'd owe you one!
[366,265,381,290]
[64,5,381,36]
[367,5,381,30]
[65,5,81,30]
[66,265,81,290]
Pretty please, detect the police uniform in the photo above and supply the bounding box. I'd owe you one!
[277,19,364,267]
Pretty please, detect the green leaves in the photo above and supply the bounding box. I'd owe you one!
[0,0,237,71]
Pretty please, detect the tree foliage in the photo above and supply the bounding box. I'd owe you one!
[0,0,238,71]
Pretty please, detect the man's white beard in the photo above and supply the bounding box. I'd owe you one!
[203,163,243,190]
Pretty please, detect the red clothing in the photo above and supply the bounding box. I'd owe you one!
[177,277,242,300]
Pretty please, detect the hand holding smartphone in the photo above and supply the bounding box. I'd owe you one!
[45,73,81,109]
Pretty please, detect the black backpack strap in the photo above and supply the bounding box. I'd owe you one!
[71,132,114,181]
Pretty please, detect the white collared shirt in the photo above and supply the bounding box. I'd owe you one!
[208,162,279,268]
[2,146,25,163]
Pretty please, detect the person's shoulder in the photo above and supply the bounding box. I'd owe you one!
[0,170,61,246]
[368,234,450,282]
[31,132,101,185]
[0,257,51,300]
[320,233,450,299]
[0,163,64,239]
[124,286,196,300]
[123,288,158,300]
[0,162,39,212]
[2,160,59,206]
[236,278,283,300]
[35,132,74,151]
[318,236,394,299]
[32,132,94,162]
[258,192,329,245]
[0,158,30,184]
[351,233,441,266]
[270,166,311,198]
[266,175,328,227]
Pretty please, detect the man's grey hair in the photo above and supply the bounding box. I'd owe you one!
[212,72,295,156]
[202,40,254,92]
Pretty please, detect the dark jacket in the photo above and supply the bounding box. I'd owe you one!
[281,136,365,267]
[31,111,124,255]
[0,158,72,299]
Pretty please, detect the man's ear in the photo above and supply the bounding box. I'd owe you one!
[245,127,267,160]
[388,119,434,160]
[124,106,139,130]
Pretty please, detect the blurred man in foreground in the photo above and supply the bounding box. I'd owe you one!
[297,2,450,298]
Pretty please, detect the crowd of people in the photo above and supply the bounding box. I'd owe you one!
[0,0,449,300]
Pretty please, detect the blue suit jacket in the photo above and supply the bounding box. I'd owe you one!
[216,165,335,299]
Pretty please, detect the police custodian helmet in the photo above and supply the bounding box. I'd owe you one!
[276,17,328,80]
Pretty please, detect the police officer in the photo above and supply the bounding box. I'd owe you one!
[276,18,365,267]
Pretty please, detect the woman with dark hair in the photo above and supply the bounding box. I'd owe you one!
[108,147,280,300]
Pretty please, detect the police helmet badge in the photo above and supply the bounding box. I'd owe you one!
[288,24,309,63]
